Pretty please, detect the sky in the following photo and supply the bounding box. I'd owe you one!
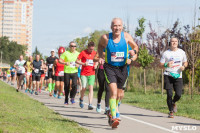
[32,0,200,56]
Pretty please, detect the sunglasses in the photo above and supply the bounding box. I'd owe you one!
[70,45,76,47]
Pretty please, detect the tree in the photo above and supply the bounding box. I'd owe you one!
[135,17,146,48]
[32,46,43,59]
[137,46,154,93]
[0,36,27,66]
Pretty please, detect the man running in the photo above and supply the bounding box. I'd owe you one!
[53,47,65,99]
[76,42,98,110]
[31,54,42,95]
[98,18,138,128]
[46,49,58,96]
[160,37,188,118]
[14,55,26,92]
[25,56,33,93]
[40,59,47,93]
[59,42,80,104]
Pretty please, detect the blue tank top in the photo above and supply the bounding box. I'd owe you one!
[105,32,128,66]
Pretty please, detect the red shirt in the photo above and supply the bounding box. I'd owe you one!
[55,59,65,76]
[77,49,96,76]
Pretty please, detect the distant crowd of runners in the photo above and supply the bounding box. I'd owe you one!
[0,18,188,129]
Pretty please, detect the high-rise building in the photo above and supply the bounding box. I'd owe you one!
[0,0,33,56]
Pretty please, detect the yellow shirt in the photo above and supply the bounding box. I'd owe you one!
[26,61,32,72]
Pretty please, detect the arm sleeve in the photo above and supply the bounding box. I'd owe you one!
[160,52,166,63]
[183,51,187,62]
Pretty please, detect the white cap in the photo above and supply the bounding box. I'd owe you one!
[51,49,55,52]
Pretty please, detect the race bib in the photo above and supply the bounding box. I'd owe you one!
[27,72,31,76]
[49,64,53,68]
[87,59,94,66]
[58,71,64,76]
[70,61,76,68]
[111,52,124,62]
[34,69,39,73]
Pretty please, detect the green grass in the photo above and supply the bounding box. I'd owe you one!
[0,81,90,133]
[89,88,200,120]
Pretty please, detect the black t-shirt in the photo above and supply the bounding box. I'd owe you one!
[32,60,42,76]
[46,56,58,71]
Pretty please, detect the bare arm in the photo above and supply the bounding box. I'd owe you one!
[52,60,57,75]
[76,59,87,66]
[98,35,107,58]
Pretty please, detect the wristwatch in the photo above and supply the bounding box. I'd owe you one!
[134,50,137,54]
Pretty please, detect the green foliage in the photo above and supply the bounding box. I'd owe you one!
[73,30,109,52]
[32,46,43,59]
[137,47,154,68]
[135,17,146,38]
[0,36,27,66]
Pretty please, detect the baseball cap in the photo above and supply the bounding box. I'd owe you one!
[51,49,55,52]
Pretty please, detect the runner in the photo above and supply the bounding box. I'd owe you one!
[52,47,65,99]
[10,66,16,85]
[93,52,110,114]
[46,49,58,96]
[160,37,188,118]
[6,68,11,83]
[76,65,82,96]
[40,59,47,93]
[14,55,26,92]
[97,18,138,128]
[76,41,98,109]
[59,42,80,104]
[31,54,42,95]
[24,56,33,93]
[44,61,49,91]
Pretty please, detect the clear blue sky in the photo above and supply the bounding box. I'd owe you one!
[32,0,200,56]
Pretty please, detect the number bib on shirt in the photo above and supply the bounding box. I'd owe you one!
[87,59,94,66]
[111,52,124,62]
[70,61,76,68]
[49,64,53,68]
[58,71,64,76]
[34,69,39,73]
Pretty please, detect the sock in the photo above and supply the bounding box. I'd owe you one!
[109,98,116,119]
[52,83,55,91]
[48,83,52,92]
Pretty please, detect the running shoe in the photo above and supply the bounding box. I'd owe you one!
[11,83,14,85]
[25,89,28,93]
[96,104,101,113]
[31,90,34,95]
[79,98,84,108]
[118,102,121,107]
[173,103,177,113]
[104,107,110,115]
[49,93,52,97]
[35,91,38,95]
[70,98,75,104]
[29,89,32,93]
[88,104,93,110]
[57,95,61,99]
[168,111,174,118]
[53,93,57,98]
[21,85,23,90]
[16,89,19,92]
[110,118,119,129]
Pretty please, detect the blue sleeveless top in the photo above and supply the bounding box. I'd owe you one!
[105,32,128,66]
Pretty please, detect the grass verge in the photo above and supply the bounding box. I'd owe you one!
[0,80,90,133]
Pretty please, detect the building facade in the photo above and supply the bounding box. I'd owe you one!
[0,0,33,56]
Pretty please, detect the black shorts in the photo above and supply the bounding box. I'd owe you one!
[48,71,55,80]
[45,76,48,80]
[104,63,128,89]
[32,75,41,82]
[55,76,64,82]
[17,73,24,77]
[164,75,183,90]
[11,74,15,77]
